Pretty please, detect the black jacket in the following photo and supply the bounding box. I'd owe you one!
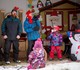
[1,16,22,40]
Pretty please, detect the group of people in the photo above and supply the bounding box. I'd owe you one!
[0,7,63,69]
[0,7,47,69]
[1,7,80,70]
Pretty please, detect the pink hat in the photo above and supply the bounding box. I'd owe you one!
[51,25,62,32]
[33,38,43,50]
[54,25,60,31]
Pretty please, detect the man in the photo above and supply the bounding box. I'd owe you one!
[1,7,22,64]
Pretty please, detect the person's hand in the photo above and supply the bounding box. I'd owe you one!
[33,26,40,31]
[33,15,38,21]
[67,31,72,38]
[3,35,8,39]
[16,35,20,39]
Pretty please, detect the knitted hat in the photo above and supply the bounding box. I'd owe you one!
[51,25,62,32]
[11,6,19,13]
[26,10,33,24]
[33,38,43,50]
[26,10,32,16]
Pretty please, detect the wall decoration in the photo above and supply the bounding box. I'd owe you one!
[68,11,80,31]
[37,0,44,9]
[45,11,63,30]
[27,0,33,9]
[45,0,52,6]
[28,0,33,5]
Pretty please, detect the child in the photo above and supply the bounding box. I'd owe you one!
[27,38,47,69]
[48,26,63,60]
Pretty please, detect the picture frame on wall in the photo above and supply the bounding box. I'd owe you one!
[45,11,63,30]
[68,11,80,31]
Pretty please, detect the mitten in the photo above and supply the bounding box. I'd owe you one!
[33,26,40,31]
[16,35,20,39]
[3,35,8,39]
[33,16,38,21]
[67,31,72,38]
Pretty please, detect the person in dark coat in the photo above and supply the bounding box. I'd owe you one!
[0,46,3,61]
[1,7,22,64]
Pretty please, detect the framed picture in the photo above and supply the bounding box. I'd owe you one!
[68,11,80,31]
[45,11,63,30]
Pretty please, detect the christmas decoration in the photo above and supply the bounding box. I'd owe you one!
[45,0,52,6]
[67,22,80,61]
[11,6,19,13]
[37,0,44,9]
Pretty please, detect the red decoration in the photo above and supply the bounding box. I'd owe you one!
[26,10,32,15]
[78,46,80,49]
[32,6,34,8]
[37,0,44,9]
[51,10,58,16]
[13,6,19,11]
[76,51,78,54]
[54,25,60,31]
[26,10,33,24]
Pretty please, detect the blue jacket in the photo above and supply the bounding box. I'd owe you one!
[24,18,40,40]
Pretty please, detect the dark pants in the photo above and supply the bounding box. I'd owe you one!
[63,44,71,58]
[27,40,36,60]
[4,39,19,61]
[0,48,3,61]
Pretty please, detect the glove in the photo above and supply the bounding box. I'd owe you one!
[33,16,38,21]
[16,35,20,39]
[33,26,40,31]
[67,31,72,38]
[3,35,8,39]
